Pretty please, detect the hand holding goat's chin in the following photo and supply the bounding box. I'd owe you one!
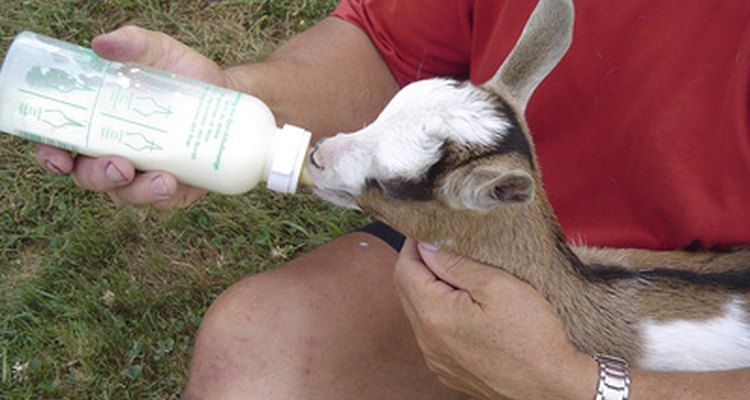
[395,239,597,400]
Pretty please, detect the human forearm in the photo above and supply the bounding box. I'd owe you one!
[531,356,750,400]
[626,367,750,400]
[224,17,399,142]
[550,356,750,400]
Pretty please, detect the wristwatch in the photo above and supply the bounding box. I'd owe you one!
[594,354,630,400]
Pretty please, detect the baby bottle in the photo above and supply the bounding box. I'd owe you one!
[0,31,311,194]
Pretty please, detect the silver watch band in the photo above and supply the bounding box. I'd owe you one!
[594,354,630,400]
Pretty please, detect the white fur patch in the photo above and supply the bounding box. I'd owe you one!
[638,298,750,371]
[376,79,510,149]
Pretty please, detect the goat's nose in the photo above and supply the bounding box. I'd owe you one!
[309,138,327,170]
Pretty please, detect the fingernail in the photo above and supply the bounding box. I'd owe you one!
[150,176,169,197]
[419,242,440,252]
[44,160,64,174]
[105,162,127,184]
[98,28,124,40]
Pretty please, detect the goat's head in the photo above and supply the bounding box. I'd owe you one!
[307,0,574,245]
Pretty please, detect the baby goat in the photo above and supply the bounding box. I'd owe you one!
[307,0,750,372]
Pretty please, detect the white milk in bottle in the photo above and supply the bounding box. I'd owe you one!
[0,31,311,194]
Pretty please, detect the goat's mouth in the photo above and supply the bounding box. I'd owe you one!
[305,145,362,210]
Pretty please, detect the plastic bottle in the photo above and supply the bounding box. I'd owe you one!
[0,31,312,194]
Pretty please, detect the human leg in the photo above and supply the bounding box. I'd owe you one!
[181,230,467,400]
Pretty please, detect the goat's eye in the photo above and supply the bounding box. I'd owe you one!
[364,178,384,192]
[366,177,434,202]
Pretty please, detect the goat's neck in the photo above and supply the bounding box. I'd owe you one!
[449,192,580,292]
[442,189,641,356]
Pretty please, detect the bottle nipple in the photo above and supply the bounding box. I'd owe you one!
[298,163,313,187]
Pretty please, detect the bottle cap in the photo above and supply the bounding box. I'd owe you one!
[267,124,312,193]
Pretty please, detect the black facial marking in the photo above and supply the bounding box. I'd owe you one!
[365,177,434,201]
[491,99,535,168]
[362,139,461,202]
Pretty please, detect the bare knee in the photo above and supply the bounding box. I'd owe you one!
[181,233,462,400]
[181,270,309,399]
[181,234,394,398]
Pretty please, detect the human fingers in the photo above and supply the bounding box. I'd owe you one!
[35,143,75,174]
[106,171,206,209]
[86,26,218,208]
[68,154,135,192]
[416,243,510,305]
[395,242,508,399]
[394,239,459,307]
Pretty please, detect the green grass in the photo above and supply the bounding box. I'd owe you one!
[0,1,370,398]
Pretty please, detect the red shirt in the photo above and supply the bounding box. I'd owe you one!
[333,1,750,251]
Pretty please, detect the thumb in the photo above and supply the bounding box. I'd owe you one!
[91,26,169,65]
[417,243,502,295]
[91,26,226,85]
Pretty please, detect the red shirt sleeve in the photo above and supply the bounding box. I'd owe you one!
[332,0,474,87]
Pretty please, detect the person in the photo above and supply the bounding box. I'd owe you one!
[33,1,750,399]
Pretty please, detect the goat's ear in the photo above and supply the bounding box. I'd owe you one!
[445,166,534,212]
[482,0,574,113]
[484,170,535,205]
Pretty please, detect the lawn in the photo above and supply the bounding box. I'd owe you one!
[0,1,369,398]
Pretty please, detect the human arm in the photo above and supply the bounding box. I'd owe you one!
[393,238,750,400]
[35,17,398,208]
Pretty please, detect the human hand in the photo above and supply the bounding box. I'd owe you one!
[394,239,597,400]
[35,26,228,209]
